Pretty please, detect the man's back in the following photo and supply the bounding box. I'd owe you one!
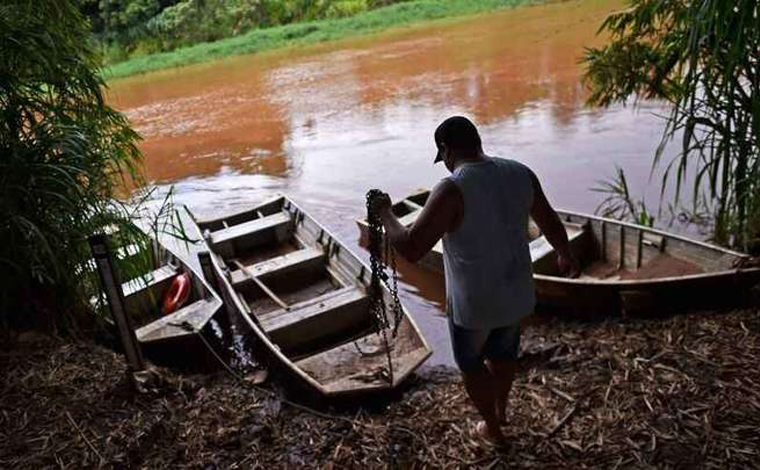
[442,157,535,329]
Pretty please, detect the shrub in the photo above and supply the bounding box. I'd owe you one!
[0,1,163,333]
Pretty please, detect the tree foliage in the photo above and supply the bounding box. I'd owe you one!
[0,1,159,332]
[585,0,760,252]
[80,0,408,60]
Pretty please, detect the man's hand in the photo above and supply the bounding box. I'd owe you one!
[374,180,460,264]
[369,191,392,216]
[557,251,581,278]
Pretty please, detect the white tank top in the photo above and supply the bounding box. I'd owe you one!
[442,157,535,329]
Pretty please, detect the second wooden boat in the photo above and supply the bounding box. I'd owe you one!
[92,235,224,346]
[357,189,760,315]
[531,211,760,314]
[188,196,432,397]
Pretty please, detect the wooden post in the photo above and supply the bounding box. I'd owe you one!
[89,234,145,372]
[618,226,626,271]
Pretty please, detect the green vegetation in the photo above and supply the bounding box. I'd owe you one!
[100,0,539,79]
[0,1,180,333]
[593,167,655,228]
[83,0,411,64]
[585,0,760,253]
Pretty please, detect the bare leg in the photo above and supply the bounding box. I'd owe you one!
[462,364,506,445]
[487,359,517,423]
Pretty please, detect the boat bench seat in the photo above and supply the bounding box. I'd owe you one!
[136,297,221,343]
[531,222,589,273]
[259,286,372,356]
[403,199,423,211]
[230,247,324,287]
[210,211,293,258]
[122,265,179,298]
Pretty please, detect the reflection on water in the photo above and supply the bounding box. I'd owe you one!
[109,0,682,367]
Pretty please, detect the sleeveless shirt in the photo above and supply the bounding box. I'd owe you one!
[442,157,535,329]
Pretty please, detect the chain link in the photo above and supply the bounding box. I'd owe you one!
[360,189,406,384]
[366,189,404,335]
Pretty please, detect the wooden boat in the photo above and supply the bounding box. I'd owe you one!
[531,211,760,315]
[187,196,432,397]
[357,189,760,315]
[93,236,224,345]
[356,189,444,273]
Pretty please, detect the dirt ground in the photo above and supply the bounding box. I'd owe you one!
[2,307,760,469]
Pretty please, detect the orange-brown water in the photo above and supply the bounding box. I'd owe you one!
[109,0,679,366]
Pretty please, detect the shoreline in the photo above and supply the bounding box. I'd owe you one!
[103,0,546,81]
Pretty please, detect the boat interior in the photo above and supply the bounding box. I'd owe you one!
[115,242,219,343]
[201,197,429,393]
[388,190,429,227]
[529,212,740,281]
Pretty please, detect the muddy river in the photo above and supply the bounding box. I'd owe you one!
[109,0,680,366]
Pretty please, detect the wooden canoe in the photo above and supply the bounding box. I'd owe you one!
[356,189,760,315]
[187,196,432,397]
[94,237,224,345]
[532,211,760,315]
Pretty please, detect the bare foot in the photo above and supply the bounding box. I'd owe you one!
[475,421,507,448]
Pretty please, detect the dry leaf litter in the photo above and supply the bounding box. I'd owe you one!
[2,308,759,469]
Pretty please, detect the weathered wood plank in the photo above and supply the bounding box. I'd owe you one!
[197,196,285,232]
[122,265,178,298]
[260,287,363,329]
[230,247,325,286]
[404,199,423,211]
[260,287,369,353]
[531,223,588,274]
[136,298,219,343]
[211,211,291,246]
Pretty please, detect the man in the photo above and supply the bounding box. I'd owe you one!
[372,116,578,446]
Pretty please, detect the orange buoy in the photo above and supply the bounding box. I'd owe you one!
[163,273,191,315]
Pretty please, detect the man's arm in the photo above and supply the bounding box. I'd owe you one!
[377,180,460,263]
[529,170,580,277]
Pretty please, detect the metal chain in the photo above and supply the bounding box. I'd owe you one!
[360,189,406,384]
[386,235,403,337]
[366,189,404,335]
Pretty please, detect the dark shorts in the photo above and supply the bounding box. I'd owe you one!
[448,318,521,373]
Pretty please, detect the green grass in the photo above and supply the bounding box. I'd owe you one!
[103,0,542,80]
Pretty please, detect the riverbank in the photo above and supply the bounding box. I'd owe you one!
[2,306,759,468]
[103,0,545,80]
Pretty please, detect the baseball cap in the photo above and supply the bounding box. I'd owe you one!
[434,116,481,163]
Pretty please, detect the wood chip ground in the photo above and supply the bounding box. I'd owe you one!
[2,307,760,468]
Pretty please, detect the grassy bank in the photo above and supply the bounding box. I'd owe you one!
[104,0,542,80]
